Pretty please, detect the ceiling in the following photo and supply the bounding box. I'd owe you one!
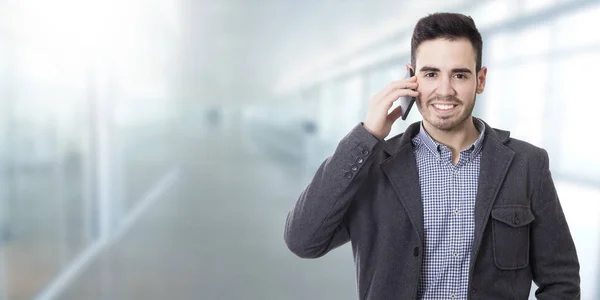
[177,0,469,104]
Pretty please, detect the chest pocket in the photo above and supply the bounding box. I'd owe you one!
[491,206,535,270]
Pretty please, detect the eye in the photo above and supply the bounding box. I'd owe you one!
[455,73,468,79]
[424,72,436,78]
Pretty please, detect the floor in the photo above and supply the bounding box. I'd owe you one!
[55,125,358,300]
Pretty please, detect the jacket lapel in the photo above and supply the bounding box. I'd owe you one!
[380,122,424,242]
[469,121,514,268]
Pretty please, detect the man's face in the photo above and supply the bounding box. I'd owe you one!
[412,37,487,132]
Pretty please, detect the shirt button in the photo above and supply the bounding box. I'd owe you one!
[450,293,455,299]
[454,209,459,215]
[453,252,459,258]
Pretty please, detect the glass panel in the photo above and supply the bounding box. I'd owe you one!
[339,75,364,134]
[468,0,512,29]
[0,74,93,300]
[488,24,553,64]
[552,52,600,181]
[523,0,562,14]
[0,0,182,298]
[318,83,336,142]
[483,60,548,147]
[554,3,600,51]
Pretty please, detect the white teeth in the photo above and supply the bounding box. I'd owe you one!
[433,104,455,110]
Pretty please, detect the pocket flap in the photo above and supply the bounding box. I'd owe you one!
[491,206,535,228]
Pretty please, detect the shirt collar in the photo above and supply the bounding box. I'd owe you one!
[413,117,486,161]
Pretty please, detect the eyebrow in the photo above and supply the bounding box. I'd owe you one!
[419,66,473,74]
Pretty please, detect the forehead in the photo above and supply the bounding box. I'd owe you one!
[415,38,477,71]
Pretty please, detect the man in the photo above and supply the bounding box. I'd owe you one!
[284,13,580,299]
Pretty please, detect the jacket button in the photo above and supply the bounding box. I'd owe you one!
[351,165,358,172]
[413,247,419,257]
[356,157,364,164]
[362,149,370,156]
[344,172,353,179]
[514,215,520,225]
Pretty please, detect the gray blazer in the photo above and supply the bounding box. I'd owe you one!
[284,120,580,299]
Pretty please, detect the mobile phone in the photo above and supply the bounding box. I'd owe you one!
[399,68,416,120]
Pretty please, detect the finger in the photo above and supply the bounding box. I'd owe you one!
[387,77,417,87]
[380,81,418,100]
[371,77,417,100]
[379,89,420,109]
[371,77,417,106]
[382,77,418,91]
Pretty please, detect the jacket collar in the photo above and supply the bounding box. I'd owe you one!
[382,118,511,157]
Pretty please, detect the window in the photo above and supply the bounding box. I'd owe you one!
[483,61,548,148]
[552,52,600,181]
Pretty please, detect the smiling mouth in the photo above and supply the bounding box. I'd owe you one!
[431,103,458,112]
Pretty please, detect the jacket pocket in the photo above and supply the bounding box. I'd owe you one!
[491,206,535,270]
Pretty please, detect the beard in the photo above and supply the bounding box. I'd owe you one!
[416,94,476,132]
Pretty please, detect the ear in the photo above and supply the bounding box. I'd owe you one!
[406,63,415,76]
[476,66,488,94]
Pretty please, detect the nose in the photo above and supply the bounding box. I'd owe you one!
[436,75,456,97]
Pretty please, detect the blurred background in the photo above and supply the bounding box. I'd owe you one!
[0,0,598,299]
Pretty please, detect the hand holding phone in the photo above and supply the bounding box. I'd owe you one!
[363,67,419,140]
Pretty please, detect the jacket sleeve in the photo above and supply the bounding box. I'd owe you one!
[531,149,581,299]
[284,122,383,258]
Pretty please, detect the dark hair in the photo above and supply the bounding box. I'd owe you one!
[410,13,483,72]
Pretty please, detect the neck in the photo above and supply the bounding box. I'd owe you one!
[423,117,480,154]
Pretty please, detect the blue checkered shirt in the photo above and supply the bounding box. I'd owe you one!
[413,118,485,300]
